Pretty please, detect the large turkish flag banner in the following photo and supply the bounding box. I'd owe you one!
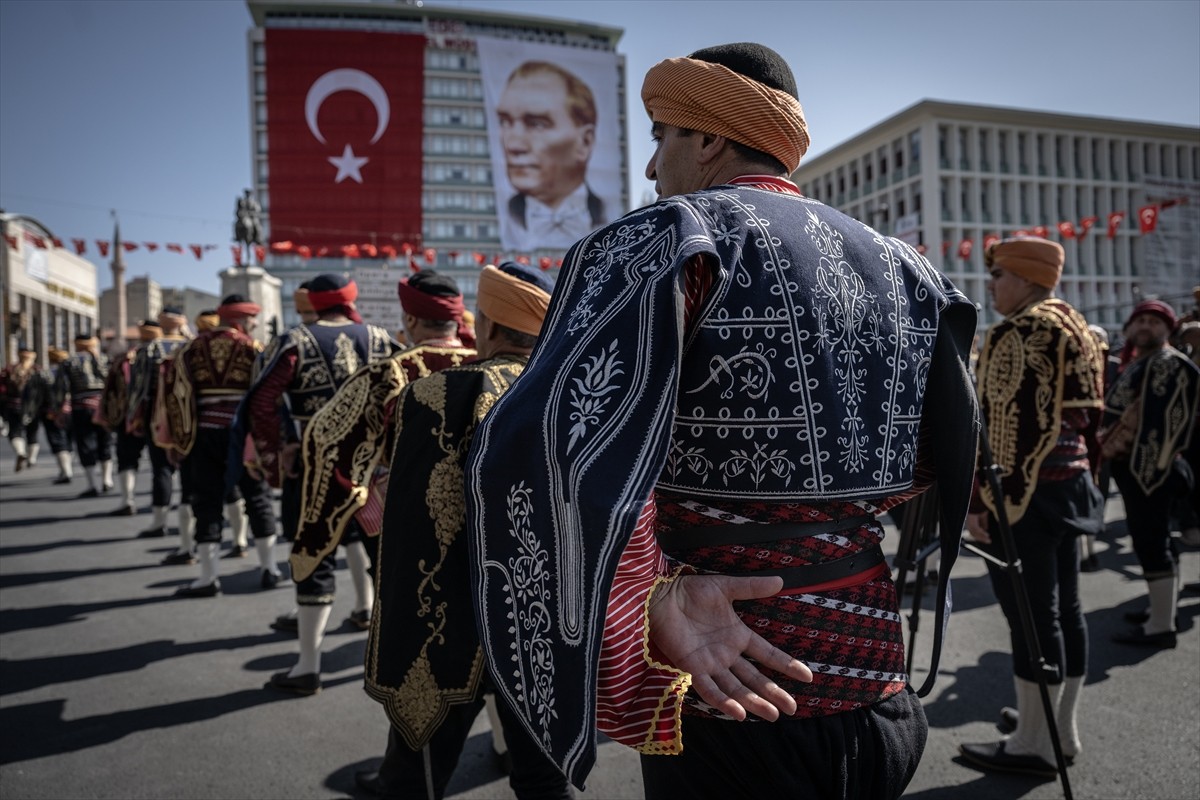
[265,29,425,253]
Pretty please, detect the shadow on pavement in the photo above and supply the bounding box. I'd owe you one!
[0,595,178,635]
[905,763,1057,799]
[0,537,131,557]
[923,650,1014,730]
[0,562,160,590]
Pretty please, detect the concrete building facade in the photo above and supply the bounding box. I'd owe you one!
[246,0,628,331]
[792,100,1200,331]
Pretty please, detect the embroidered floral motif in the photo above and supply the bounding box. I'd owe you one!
[720,442,795,488]
[567,340,624,452]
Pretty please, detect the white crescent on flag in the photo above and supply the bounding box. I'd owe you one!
[304,68,390,145]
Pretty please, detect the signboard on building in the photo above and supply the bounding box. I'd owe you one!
[264,29,426,253]
[476,37,623,253]
[1143,178,1199,303]
[893,212,921,247]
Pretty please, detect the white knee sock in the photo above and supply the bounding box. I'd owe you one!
[1145,575,1178,634]
[100,459,113,487]
[290,605,332,677]
[177,505,196,554]
[1058,675,1083,758]
[484,693,508,756]
[226,500,248,548]
[1006,676,1063,763]
[255,534,281,575]
[190,542,220,589]
[151,505,170,530]
[27,443,39,465]
[120,469,137,507]
[343,540,374,614]
[11,436,27,459]
[56,450,73,478]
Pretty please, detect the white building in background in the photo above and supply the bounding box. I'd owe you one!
[160,286,222,328]
[1,213,99,367]
[792,100,1200,331]
[246,0,629,331]
[100,275,162,334]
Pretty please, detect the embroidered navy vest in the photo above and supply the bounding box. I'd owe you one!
[286,321,392,423]
[63,353,108,397]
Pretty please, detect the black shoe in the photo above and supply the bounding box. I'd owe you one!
[1079,554,1100,573]
[78,487,100,498]
[110,504,136,517]
[54,475,72,485]
[222,545,248,559]
[138,526,167,538]
[347,609,371,630]
[493,748,513,776]
[261,570,283,590]
[1123,609,1180,627]
[15,456,27,472]
[267,670,321,696]
[270,613,299,633]
[354,771,385,795]
[958,741,1057,779]
[161,550,198,566]
[174,581,221,598]
[101,483,114,494]
[1111,627,1177,648]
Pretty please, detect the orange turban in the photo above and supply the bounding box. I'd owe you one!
[195,312,220,332]
[477,265,552,336]
[984,237,1064,290]
[642,57,809,172]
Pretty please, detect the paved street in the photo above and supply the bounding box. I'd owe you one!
[1,438,1197,800]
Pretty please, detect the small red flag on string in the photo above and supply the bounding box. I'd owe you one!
[940,241,951,258]
[1106,212,1125,239]
[51,237,64,249]
[270,241,295,252]
[361,243,378,258]
[1031,226,1050,238]
[189,245,203,260]
[166,243,183,254]
[96,240,110,257]
[423,247,436,264]
[297,245,312,260]
[122,241,139,252]
[1057,221,1076,239]
[538,256,552,270]
[409,257,421,273]
[473,252,486,265]
[254,245,266,263]
[231,245,243,265]
[143,242,159,252]
[1077,216,1098,240]
[957,238,973,259]
[983,234,1000,252]
[72,238,87,255]
[1137,205,1160,234]
[3,234,18,249]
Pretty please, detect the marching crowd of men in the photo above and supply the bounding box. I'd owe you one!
[3,41,1200,800]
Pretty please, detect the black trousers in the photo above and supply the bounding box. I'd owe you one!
[115,430,146,472]
[44,418,72,453]
[640,689,926,800]
[72,408,111,467]
[147,442,177,507]
[295,519,369,605]
[1112,459,1189,576]
[280,474,300,542]
[374,682,572,800]
[189,427,276,544]
[981,472,1098,682]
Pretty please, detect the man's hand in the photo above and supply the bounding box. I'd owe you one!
[965,512,991,544]
[281,442,301,479]
[648,574,813,722]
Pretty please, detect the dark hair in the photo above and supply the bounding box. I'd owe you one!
[495,322,538,349]
[506,61,597,128]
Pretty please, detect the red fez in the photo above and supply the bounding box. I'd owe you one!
[397,277,464,322]
[308,281,359,312]
[1126,299,1177,331]
[217,293,261,320]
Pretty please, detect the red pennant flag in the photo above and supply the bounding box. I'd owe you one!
[940,241,951,258]
[957,238,973,259]
[341,244,361,258]
[189,245,203,260]
[983,234,1000,252]
[448,250,460,259]
[122,241,139,252]
[1159,197,1185,210]
[31,236,47,249]
[1137,205,1160,234]
[316,246,330,257]
[1077,216,1099,240]
[554,258,563,268]
[409,257,421,272]
[72,238,87,255]
[1031,226,1050,238]
[166,243,184,254]
[1013,229,1029,237]
[51,237,64,249]
[297,245,312,260]
[254,245,267,263]
[270,241,295,252]
[96,240,110,257]
[232,245,244,265]
[516,255,531,265]
[1106,211,1126,239]
[143,242,159,252]
[3,234,18,249]
[473,252,486,265]
[401,242,414,256]
[916,244,928,255]
[423,247,436,264]
[380,244,397,259]
[1057,221,1076,239]
[538,256,552,270]
[361,243,378,258]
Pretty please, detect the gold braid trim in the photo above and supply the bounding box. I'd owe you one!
[633,569,693,756]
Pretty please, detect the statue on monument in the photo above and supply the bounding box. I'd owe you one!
[234,188,264,266]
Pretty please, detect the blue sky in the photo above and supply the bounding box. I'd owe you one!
[2,0,1197,296]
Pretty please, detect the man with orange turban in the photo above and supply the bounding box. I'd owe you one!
[467,42,979,800]
[959,236,1105,778]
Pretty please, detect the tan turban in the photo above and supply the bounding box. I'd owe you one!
[642,57,809,173]
[476,265,552,336]
[48,348,70,365]
[984,237,1064,290]
[195,312,220,332]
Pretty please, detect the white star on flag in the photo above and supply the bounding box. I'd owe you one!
[328,144,368,183]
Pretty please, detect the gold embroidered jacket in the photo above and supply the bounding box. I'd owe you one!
[291,342,475,582]
[1103,346,1200,495]
[976,298,1104,524]
[100,350,135,432]
[364,354,525,750]
[163,327,260,457]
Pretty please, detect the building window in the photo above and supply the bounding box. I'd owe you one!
[957,128,970,170]
[979,129,990,171]
[908,130,920,172]
[1018,132,1029,174]
[938,126,950,168]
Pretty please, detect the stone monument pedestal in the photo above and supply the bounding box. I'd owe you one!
[220,266,282,346]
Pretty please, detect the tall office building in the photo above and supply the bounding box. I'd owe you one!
[792,100,1199,330]
[246,0,628,332]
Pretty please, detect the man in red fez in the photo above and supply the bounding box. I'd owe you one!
[246,273,397,696]
[162,295,278,598]
[1104,299,1199,649]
